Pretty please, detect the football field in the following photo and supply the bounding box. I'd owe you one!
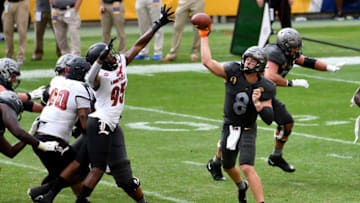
[1,20,360,202]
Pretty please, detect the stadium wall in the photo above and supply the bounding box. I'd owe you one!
[28,0,360,21]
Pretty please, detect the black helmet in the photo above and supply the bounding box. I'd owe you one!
[241,46,267,73]
[277,28,302,58]
[0,90,23,115]
[85,42,117,71]
[65,57,91,82]
[55,54,76,75]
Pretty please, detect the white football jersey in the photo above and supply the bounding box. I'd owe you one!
[38,76,94,143]
[89,54,127,131]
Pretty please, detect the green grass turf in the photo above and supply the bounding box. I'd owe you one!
[0,20,360,202]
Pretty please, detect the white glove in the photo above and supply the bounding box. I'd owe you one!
[28,85,46,100]
[37,141,60,152]
[292,79,309,88]
[326,62,345,72]
[28,116,40,136]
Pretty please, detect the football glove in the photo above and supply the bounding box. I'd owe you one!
[99,37,116,61]
[291,79,309,88]
[28,85,46,100]
[326,62,345,72]
[37,141,60,152]
[198,24,213,38]
[152,4,174,32]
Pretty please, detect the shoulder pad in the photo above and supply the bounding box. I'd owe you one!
[260,77,276,101]
[265,44,287,66]
[224,62,241,76]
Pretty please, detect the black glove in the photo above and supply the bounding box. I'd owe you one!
[152,4,174,32]
[99,37,116,61]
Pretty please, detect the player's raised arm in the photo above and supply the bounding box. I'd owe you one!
[125,4,174,65]
[195,19,227,79]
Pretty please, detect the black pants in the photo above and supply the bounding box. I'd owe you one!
[270,0,292,28]
[33,134,77,184]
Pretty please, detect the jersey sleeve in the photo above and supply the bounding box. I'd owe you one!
[224,62,241,81]
[265,44,287,66]
[260,78,276,101]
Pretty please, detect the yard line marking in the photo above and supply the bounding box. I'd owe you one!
[326,153,352,159]
[127,105,360,146]
[0,159,192,203]
[183,161,204,166]
[0,159,47,172]
[289,72,360,85]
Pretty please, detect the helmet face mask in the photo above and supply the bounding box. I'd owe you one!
[241,46,267,74]
[86,43,118,71]
[65,57,91,82]
[55,54,76,76]
[277,28,302,59]
[0,58,21,89]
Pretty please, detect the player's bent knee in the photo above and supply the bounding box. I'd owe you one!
[119,176,141,194]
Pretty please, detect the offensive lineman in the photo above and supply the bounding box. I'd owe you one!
[0,91,59,158]
[200,24,275,202]
[264,27,344,172]
[38,4,174,203]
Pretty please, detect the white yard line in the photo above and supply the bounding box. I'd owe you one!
[19,56,360,79]
[326,153,352,159]
[0,159,193,203]
[127,105,359,146]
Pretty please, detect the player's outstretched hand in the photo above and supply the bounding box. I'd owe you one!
[198,24,213,38]
[292,79,309,88]
[28,85,46,100]
[327,62,345,72]
[152,4,174,32]
[99,37,116,61]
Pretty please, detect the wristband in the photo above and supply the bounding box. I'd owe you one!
[287,80,293,87]
[26,93,31,100]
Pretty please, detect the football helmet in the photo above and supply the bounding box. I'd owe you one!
[0,90,23,115]
[0,58,21,89]
[277,28,302,58]
[55,54,76,75]
[85,42,117,71]
[65,56,91,82]
[241,46,267,73]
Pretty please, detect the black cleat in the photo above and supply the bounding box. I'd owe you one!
[206,159,226,181]
[268,154,296,172]
[238,180,248,203]
[27,183,52,202]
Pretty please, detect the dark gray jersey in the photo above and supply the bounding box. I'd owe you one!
[223,62,276,127]
[265,44,296,78]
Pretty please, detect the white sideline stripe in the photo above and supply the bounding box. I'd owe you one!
[183,161,204,166]
[326,153,352,159]
[127,105,360,146]
[18,56,360,79]
[0,160,192,203]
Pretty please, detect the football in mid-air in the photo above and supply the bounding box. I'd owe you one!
[191,13,212,29]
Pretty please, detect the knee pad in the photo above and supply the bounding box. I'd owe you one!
[274,124,292,143]
[122,177,141,194]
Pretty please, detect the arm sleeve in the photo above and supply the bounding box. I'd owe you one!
[259,107,274,125]
[85,61,102,89]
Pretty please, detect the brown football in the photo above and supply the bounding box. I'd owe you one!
[191,13,212,29]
